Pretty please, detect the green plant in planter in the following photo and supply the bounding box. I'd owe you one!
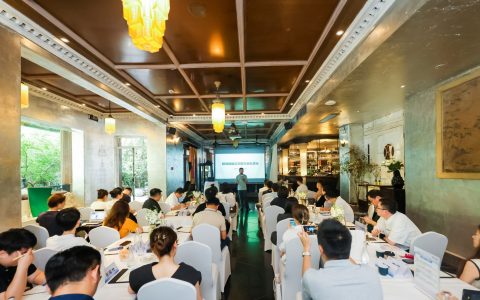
[382,160,404,172]
[340,145,373,202]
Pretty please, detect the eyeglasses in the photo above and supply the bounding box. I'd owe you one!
[375,207,387,211]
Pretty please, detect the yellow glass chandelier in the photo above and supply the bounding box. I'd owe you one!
[211,81,225,133]
[105,101,116,135]
[21,83,29,108]
[122,0,170,53]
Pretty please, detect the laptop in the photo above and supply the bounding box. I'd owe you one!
[89,211,106,222]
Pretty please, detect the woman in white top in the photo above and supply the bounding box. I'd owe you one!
[90,189,109,210]
[217,182,238,231]
[324,188,354,223]
[279,204,310,254]
[460,225,480,289]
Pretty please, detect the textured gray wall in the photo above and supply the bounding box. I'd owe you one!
[405,76,480,258]
[166,143,184,195]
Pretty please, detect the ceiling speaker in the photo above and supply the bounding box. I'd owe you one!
[167,127,177,135]
[284,122,293,130]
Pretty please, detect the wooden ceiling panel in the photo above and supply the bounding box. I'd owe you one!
[246,66,302,93]
[245,0,340,61]
[205,98,244,112]
[162,98,207,113]
[125,69,192,96]
[246,97,286,111]
[32,0,172,64]
[185,68,242,95]
[165,0,239,63]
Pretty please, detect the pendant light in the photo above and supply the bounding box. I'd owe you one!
[122,0,170,53]
[21,83,29,108]
[211,81,225,133]
[105,101,116,135]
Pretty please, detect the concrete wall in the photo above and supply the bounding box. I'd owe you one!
[22,95,166,206]
[405,69,480,258]
[339,124,364,202]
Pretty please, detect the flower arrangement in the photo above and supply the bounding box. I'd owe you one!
[192,191,203,204]
[330,204,345,224]
[382,159,404,173]
[144,209,159,225]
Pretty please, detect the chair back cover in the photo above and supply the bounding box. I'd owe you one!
[25,224,49,249]
[137,278,196,300]
[33,248,58,271]
[88,226,120,249]
[411,231,448,261]
[192,224,221,264]
[136,208,152,227]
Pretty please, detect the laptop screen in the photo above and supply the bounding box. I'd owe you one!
[90,211,106,221]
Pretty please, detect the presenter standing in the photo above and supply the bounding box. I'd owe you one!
[236,168,248,211]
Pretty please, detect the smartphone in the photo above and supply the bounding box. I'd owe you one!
[402,258,414,264]
[108,246,123,252]
[119,240,131,247]
[303,225,317,234]
[289,219,296,227]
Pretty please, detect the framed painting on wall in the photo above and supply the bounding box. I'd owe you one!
[436,68,480,179]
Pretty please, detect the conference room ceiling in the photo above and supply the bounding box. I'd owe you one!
[280,0,480,144]
[186,122,280,141]
[8,0,367,140]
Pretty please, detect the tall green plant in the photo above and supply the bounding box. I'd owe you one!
[340,145,372,202]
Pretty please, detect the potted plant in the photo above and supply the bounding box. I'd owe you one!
[340,145,372,203]
[382,159,405,189]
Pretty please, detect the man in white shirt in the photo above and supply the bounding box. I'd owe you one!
[372,198,421,247]
[258,179,270,202]
[46,208,93,251]
[192,197,230,249]
[324,188,354,223]
[90,189,108,211]
[165,188,186,210]
[298,219,383,300]
[295,177,309,195]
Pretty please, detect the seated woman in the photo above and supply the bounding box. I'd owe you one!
[279,204,310,256]
[90,189,108,210]
[36,193,66,236]
[217,182,238,231]
[103,201,141,238]
[271,197,299,246]
[459,225,480,288]
[128,226,202,300]
[315,180,327,207]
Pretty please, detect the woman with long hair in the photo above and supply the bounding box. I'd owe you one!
[128,227,202,300]
[459,225,480,288]
[279,204,310,255]
[103,200,141,238]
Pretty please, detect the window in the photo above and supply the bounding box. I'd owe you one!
[117,137,148,200]
[21,124,61,188]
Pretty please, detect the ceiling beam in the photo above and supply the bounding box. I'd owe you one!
[235,0,247,112]
[114,61,308,70]
[22,74,59,80]
[114,64,176,70]
[280,0,348,113]
[161,41,211,112]
[157,93,289,100]
[244,61,307,67]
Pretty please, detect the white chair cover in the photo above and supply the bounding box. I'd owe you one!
[88,226,120,249]
[24,224,49,249]
[136,208,152,227]
[175,241,220,300]
[410,231,448,261]
[192,224,231,292]
[281,235,320,300]
[33,248,58,271]
[264,206,284,251]
[272,218,293,275]
[221,202,230,220]
[129,201,143,212]
[78,207,94,221]
[159,202,171,213]
[137,278,196,300]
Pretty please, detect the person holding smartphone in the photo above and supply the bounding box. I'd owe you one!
[278,204,310,260]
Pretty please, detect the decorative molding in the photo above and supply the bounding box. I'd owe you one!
[288,0,396,118]
[0,1,169,122]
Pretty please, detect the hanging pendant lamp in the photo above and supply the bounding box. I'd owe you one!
[21,83,29,108]
[211,81,225,133]
[105,101,116,135]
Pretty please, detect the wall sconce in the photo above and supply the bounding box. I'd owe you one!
[340,139,349,147]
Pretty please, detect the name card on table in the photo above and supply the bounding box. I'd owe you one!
[414,247,440,298]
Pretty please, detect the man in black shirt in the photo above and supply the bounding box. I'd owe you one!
[142,188,162,213]
[0,229,45,299]
[45,246,101,300]
[270,186,289,209]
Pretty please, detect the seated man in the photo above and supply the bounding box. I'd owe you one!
[270,186,289,209]
[262,183,279,207]
[37,193,67,237]
[45,246,101,300]
[46,208,93,251]
[362,189,382,232]
[298,219,382,300]
[258,179,270,202]
[324,188,354,223]
[372,198,421,247]
[142,188,162,213]
[0,228,46,300]
[192,197,230,249]
[165,188,187,210]
[295,176,308,195]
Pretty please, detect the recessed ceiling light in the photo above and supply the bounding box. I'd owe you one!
[155,105,160,108]
[336,30,344,36]
[193,114,196,117]
[290,103,294,106]
[400,85,406,88]
[261,113,265,115]
[305,80,310,83]
[125,83,131,86]
[60,37,69,43]
[356,110,360,113]
[227,113,231,116]
[41,87,48,91]
[325,100,336,106]
[61,105,69,110]
[168,89,175,94]
[81,103,86,106]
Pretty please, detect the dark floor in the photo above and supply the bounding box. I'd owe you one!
[223,205,274,300]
